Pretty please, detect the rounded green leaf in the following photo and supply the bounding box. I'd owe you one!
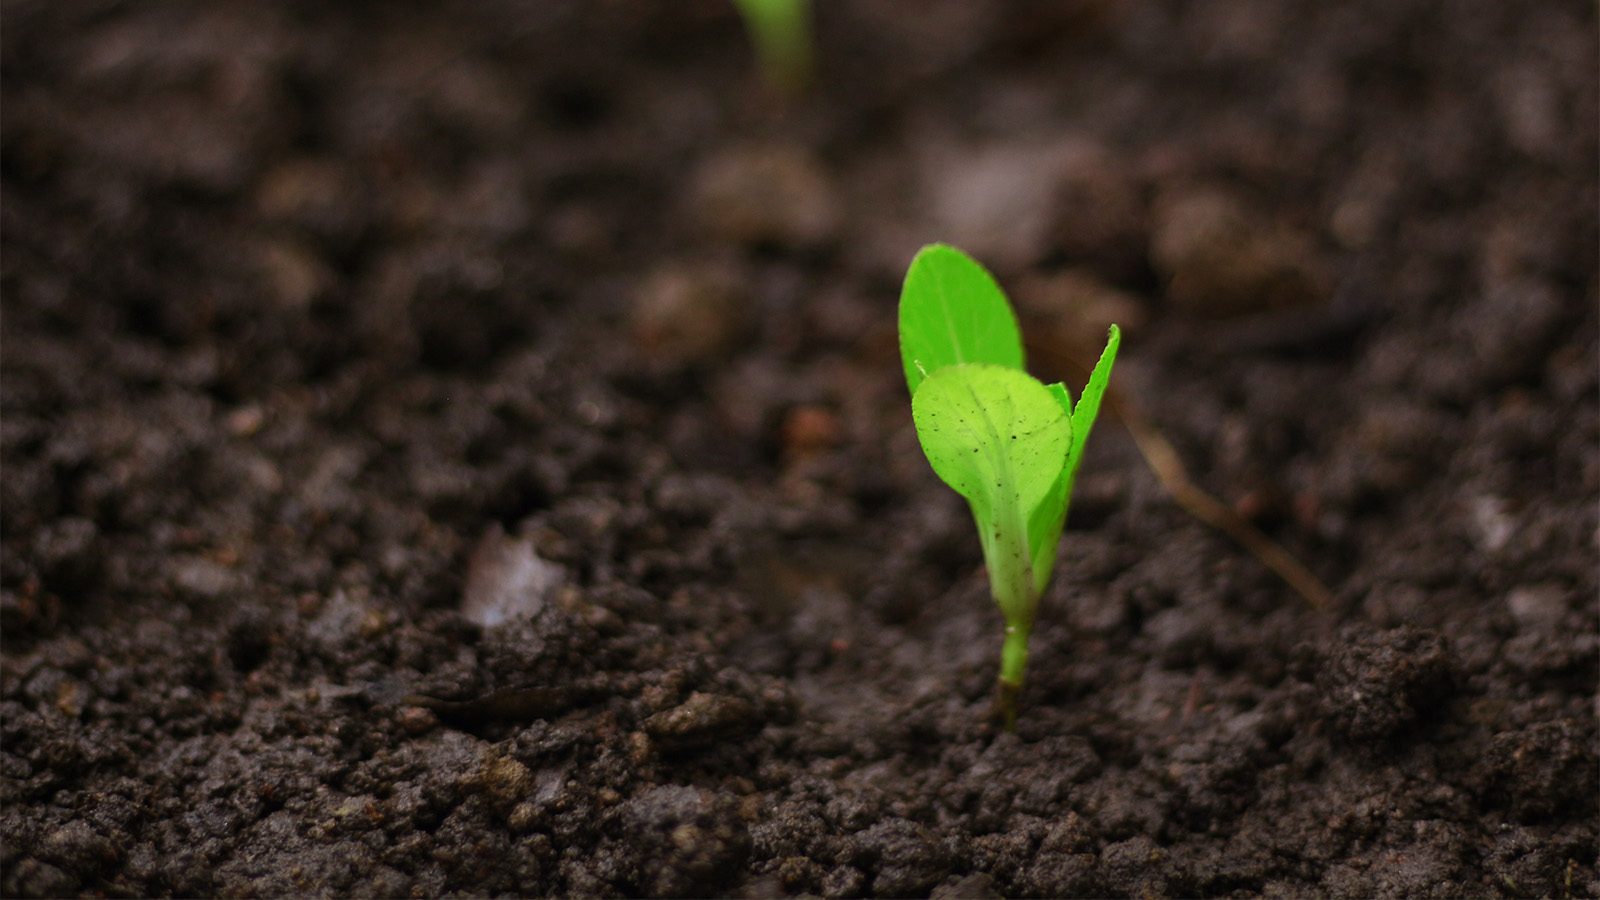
[899,244,1025,397]
[910,363,1070,524]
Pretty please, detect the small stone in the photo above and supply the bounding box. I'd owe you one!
[31,517,97,571]
[1446,276,1566,390]
[171,555,239,599]
[1469,495,1517,554]
[775,856,823,892]
[1505,583,1568,632]
[735,874,788,900]
[225,405,266,437]
[5,859,77,898]
[1145,606,1210,667]
[396,706,437,735]
[1329,146,1403,250]
[1038,810,1096,855]
[460,526,564,629]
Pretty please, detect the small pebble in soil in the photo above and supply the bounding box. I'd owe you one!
[395,705,437,735]
[170,554,240,599]
[460,525,564,628]
[1468,494,1518,554]
[1504,582,1570,632]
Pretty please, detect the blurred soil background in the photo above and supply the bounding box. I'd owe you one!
[2,0,1596,896]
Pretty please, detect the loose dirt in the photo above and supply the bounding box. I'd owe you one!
[4,1,1596,897]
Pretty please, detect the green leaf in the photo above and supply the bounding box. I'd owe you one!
[899,244,1025,397]
[911,363,1070,621]
[1045,381,1073,418]
[1065,324,1120,491]
[1026,462,1073,595]
[1026,325,1120,592]
[911,363,1068,523]
[1022,382,1074,588]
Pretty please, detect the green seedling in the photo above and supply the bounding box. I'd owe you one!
[900,244,1120,730]
[732,0,812,94]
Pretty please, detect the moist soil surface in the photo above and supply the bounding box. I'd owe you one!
[3,2,1597,897]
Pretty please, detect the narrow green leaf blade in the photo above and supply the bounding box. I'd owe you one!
[1027,327,1120,593]
[1064,324,1121,487]
[899,244,1025,397]
[1024,383,1075,587]
[1027,463,1073,594]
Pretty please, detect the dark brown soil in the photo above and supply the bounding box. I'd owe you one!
[3,1,1597,897]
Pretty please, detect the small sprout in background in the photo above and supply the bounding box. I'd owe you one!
[732,0,812,94]
[900,244,1120,731]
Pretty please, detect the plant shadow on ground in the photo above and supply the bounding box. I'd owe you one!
[2,1,1596,897]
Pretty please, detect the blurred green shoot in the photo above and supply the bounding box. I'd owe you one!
[733,0,812,94]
